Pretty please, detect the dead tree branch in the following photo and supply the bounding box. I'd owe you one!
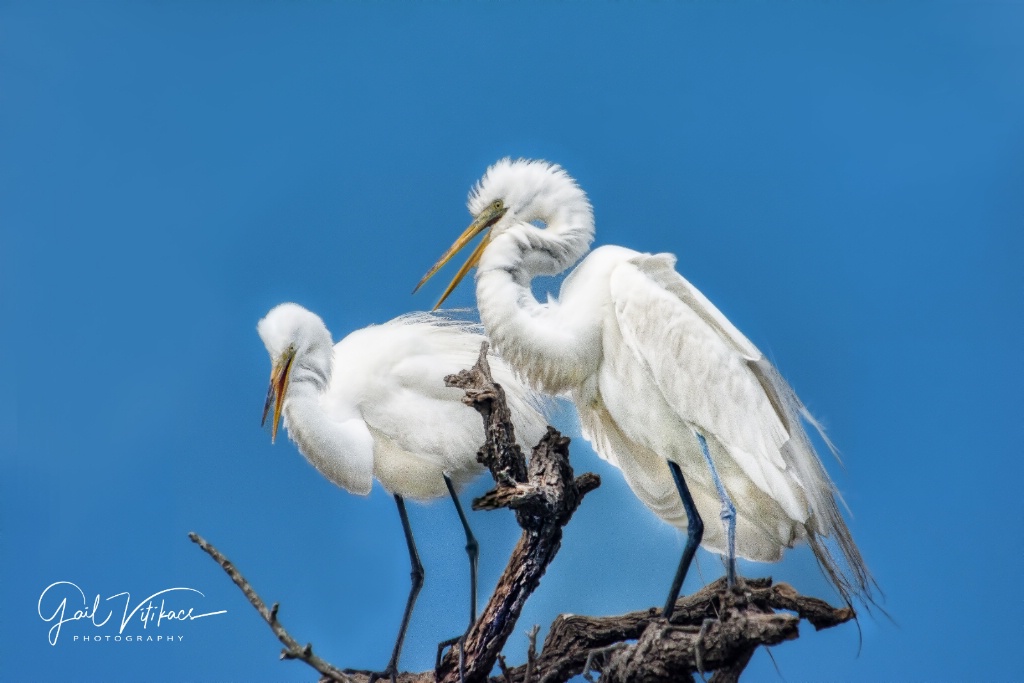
[492,576,854,683]
[434,343,600,683]
[187,531,353,683]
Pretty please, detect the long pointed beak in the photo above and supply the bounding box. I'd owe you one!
[414,203,507,310]
[261,347,296,444]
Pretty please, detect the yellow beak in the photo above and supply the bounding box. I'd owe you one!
[261,347,296,444]
[414,203,507,310]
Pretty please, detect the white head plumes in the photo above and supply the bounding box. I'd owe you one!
[466,158,594,277]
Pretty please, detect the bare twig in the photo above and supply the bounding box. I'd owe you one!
[187,532,351,683]
[497,654,514,683]
[525,624,540,682]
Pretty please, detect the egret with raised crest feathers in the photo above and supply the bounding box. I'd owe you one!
[257,302,547,679]
[415,158,876,616]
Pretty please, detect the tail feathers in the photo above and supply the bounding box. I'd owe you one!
[806,506,881,611]
[751,357,881,610]
[799,404,842,466]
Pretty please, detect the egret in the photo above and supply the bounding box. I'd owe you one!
[257,302,547,678]
[415,158,875,616]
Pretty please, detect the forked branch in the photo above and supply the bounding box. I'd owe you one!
[433,343,600,683]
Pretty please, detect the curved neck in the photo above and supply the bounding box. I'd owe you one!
[482,200,594,277]
[282,358,375,495]
[475,216,599,394]
[288,354,331,395]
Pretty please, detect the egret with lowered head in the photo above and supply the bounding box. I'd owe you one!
[415,158,876,616]
[258,302,547,679]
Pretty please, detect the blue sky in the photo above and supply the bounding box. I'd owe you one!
[3,2,1022,680]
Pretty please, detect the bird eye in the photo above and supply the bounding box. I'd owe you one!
[492,200,503,210]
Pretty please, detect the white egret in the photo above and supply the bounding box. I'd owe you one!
[415,158,875,616]
[257,302,547,678]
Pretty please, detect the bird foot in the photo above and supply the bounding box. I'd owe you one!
[435,633,467,680]
[582,642,628,682]
[694,616,717,682]
[726,573,753,600]
[435,635,458,669]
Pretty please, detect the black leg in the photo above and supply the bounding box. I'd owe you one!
[435,476,478,676]
[373,494,424,683]
[663,460,704,619]
[444,474,479,626]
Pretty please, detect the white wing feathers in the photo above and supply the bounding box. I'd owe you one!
[609,254,874,605]
[608,254,806,521]
[381,313,549,450]
[335,312,548,493]
[633,253,762,361]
